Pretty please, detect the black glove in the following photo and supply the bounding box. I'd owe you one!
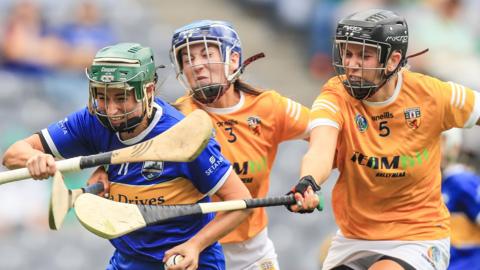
[286,175,321,213]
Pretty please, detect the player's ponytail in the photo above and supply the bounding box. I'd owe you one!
[234,79,263,96]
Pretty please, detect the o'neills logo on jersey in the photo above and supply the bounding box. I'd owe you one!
[216,119,238,128]
[355,113,368,132]
[247,115,261,135]
[141,161,164,180]
[404,107,421,129]
[371,112,394,121]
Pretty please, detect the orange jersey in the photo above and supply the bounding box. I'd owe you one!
[175,90,310,243]
[311,70,480,241]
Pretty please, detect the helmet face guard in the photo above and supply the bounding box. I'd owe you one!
[86,43,156,132]
[87,76,147,133]
[170,20,242,104]
[333,9,409,100]
[333,37,391,100]
[174,39,230,104]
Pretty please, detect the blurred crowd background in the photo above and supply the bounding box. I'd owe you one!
[0,0,479,269]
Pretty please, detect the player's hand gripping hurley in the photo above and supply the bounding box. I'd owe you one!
[74,193,324,239]
[0,110,212,185]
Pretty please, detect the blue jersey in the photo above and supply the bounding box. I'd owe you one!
[40,98,231,265]
[442,165,480,270]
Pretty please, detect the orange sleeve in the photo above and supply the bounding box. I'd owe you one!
[310,86,345,131]
[272,91,310,141]
[437,79,480,130]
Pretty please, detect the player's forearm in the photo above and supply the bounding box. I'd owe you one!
[300,126,338,186]
[300,149,332,186]
[187,208,251,251]
[186,170,252,250]
[2,140,43,169]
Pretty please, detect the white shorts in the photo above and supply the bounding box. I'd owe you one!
[221,228,280,270]
[322,230,450,270]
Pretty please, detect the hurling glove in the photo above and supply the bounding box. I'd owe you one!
[286,175,322,213]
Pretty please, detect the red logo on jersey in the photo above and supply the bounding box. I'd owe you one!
[404,107,421,129]
[247,116,261,135]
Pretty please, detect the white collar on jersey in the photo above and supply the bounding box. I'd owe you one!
[199,91,245,115]
[116,102,163,145]
[362,71,403,107]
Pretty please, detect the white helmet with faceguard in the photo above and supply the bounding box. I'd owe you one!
[86,43,157,132]
[333,9,408,100]
[170,20,242,104]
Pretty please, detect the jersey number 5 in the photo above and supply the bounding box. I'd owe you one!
[379,121,390,137]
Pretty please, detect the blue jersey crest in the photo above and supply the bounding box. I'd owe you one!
[141,161,164,180]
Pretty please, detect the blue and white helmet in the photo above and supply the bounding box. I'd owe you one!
[170,20,242,103]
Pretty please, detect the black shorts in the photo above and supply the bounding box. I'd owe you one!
[330,255,415,270]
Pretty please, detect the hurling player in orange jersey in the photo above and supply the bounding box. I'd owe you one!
[170,20,319,270]
[289,9,480,270]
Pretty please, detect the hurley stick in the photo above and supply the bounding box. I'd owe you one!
[0,109,212,185]
[74,193,324,239]
[49,171,104,230]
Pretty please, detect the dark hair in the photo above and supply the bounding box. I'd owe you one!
[234,79,263,96]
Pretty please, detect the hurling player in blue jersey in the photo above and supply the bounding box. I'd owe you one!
[441,132,480,270]
[2,43,252,270]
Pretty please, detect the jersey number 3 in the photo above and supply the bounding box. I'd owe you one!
[225,127,237,143]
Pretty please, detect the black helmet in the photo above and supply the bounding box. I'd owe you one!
[333,9,408,100]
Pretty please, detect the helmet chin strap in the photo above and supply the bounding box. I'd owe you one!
[343,79,377,100]
[192,84,227,104]
[96,114,145,133]
[112,116,144,133]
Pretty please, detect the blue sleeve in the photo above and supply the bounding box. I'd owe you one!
[41,109,103,158]
[445,174,480,222]
[184,137,232,195]
[442,179,458,211]
[460,176,480,222]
